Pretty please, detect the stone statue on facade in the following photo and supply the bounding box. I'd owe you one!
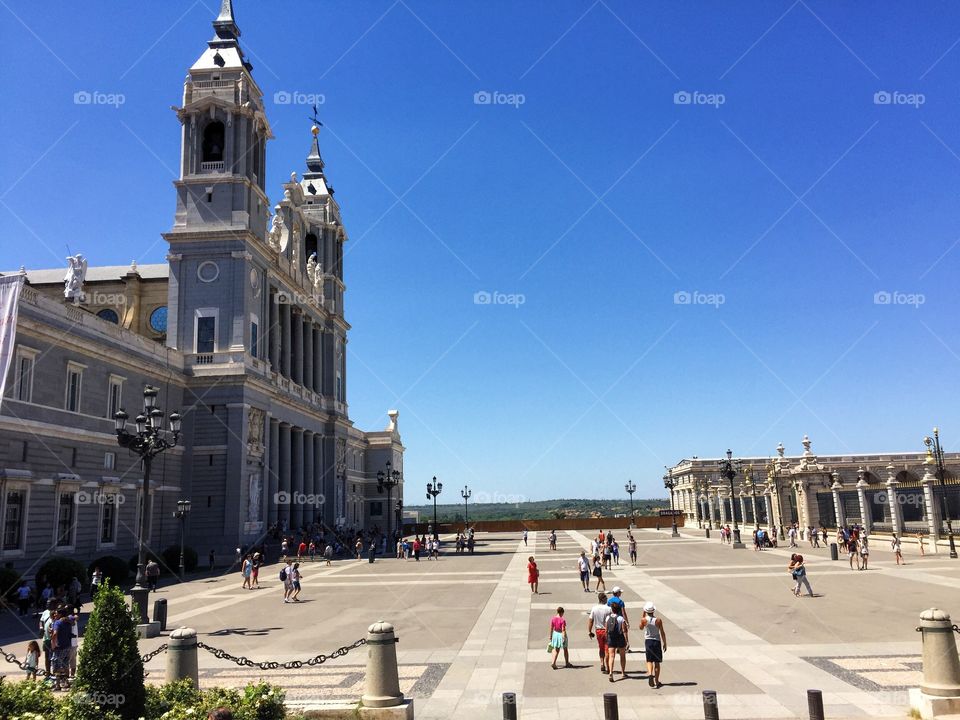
[64,254,88,302]
[386,409,399,434]
[247,407,264,457]
[267,213,284,252]
[306,253,317,282]
[291,226,300,269]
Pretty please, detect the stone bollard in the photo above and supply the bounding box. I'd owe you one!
[362,620,403,709]
[910,608,960,718]
[165,627,198,689]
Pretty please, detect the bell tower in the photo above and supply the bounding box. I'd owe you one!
[163,0,274,355]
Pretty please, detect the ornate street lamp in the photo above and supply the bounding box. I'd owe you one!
[173,500,192,581]
[114,386,181,624]
[663,473,680,537]
[624,480,636,519]
[720,449,745,548]
[395,499,404,540]
[461,485,472,529]
[377,460,402,546]
[426,477,442,539]
[925,428,958,559]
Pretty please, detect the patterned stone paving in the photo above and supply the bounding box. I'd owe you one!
[804,655,923,692]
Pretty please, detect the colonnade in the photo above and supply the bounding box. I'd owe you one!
[268,288,328,394]
[266,418,328,530]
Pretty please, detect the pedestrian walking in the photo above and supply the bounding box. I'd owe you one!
[280,561,293,603]
[549,607,570,669]
[607,586,628,623]
[549,530,557,550]
[602,542,612,570]
[588,592,612,673]
[413,537,421,561]
[917,532,926,556]
[68,614,79,678]
[209,549,216,571]
[640,601,667,688]
[789,553,813,597]
[523,529,528,546]
[628,534,637,565]
[848,535,861,570]
[578,551,591,592]
[592,555,606,592]
[859,538,869,570]
[241,555,252,589]
[612,541,620,565]
[527,556,539,595]
[147,559,161,590]
[605,604,628,682]
[788,525,798,548]
[16,580,32,616]
[324,543,333,566]
[90,567,103,596]
[251,553,261,587]
[892,534,904,565]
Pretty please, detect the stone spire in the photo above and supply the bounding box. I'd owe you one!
[304,125,326,178]
[213,0,240,41]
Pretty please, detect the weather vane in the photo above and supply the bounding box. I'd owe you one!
[308,104,323,128]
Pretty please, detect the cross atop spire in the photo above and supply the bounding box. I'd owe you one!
[213,0,240,41]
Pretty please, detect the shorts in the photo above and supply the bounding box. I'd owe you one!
[645,638,663,663]
[52,648,70,672]
[607,634,626,650]
[595,628,608,655]
[293,581,301,590]
[580,570,589,583]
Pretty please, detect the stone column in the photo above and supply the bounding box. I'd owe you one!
[304,430,315,512]
[922,462,939,548]
[278,424,291,528]
[313,434,324,525]
[292,311,303,386]
[291,428,304,529]
[303,322,314,393]
[280,302,291,378]
[268,289,280,372]
[313,325,323,393]
[268,418,280,524]
[764,493,774,529]
[708,491,717,528]
[739,493,747,527]
[718,491,728,525]
[831,475,844,529]
[857,470,871,532]
[886,464,903,534]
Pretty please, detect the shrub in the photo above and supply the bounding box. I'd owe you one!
[0,566,23,603]
[89,556,129,587]
[0,677,56,717]
[161,545,198,574]
[57,691,123,720]
[127,550,161,574]
[74,580,145,720]
[36,557,88,594]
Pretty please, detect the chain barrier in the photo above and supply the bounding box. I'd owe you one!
[0,643,168,677]
[141,643,168,664]
[196,637,367,670]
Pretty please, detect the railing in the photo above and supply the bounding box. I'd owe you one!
[200,161,224,172]
[193,80,234,89]
[195,354,214,365]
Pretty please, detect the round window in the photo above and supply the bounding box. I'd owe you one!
[149,306,168,333]
[96,308,119,324]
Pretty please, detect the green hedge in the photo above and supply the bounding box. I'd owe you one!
[89,556,129,587]
[161,545,198,574]
[36,557,88,594]
[0,566,23,603]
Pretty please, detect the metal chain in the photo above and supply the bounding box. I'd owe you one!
[196,637,367,670]
[141,643,168,664]
[0,643,167,675]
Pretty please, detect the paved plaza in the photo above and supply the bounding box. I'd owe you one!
[1,528,958,718]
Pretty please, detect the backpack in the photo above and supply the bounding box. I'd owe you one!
[279,568,287,581]
[605,615,624,644]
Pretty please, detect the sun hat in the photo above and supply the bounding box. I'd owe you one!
[612,586,622,594]
[643,601,655,613]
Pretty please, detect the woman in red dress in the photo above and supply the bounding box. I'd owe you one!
[527,556,539,594]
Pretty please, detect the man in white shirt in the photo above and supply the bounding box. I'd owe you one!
[577,551,591,592]
[587,592,613,674]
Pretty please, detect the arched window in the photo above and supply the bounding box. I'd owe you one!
[96,308,119,324]
[305,232,318,263]
[202,121,225,162]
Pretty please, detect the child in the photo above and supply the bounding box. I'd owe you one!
[892,534,904,565]
[549,607,569,669]
[24,640,40,680]
[527,556,539,595]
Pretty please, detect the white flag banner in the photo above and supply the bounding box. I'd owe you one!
[0,275,25,411]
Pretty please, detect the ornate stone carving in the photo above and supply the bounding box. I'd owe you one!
[64,254,87,302]
[306,253,317,282]
[386,409,399,434]
[291,225,300,268]
[247,407,265,457]
[267,213,284,252]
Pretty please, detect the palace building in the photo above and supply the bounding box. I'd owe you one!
[664,435,960,548]
[0,1,403,573]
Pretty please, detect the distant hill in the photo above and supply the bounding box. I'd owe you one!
[404,497,668,523]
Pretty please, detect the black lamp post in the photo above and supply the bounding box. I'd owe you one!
[720,449,745,548]
[461,485,472,529]
[663,474,679,537]
[377,460,402,546]
[625,480,636,519]
[395,499,404,540]
[427,477,442,539]
[173,499,192,580]
[114,385,181,624]
[925,428,958,559]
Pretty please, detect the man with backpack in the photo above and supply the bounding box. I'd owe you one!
[587,592,612,674]
[280,560,293,603]
[605,604,629,682]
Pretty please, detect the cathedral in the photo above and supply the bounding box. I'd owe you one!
[0,1,404,572]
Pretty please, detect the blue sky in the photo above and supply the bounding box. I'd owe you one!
[2,1,959,501]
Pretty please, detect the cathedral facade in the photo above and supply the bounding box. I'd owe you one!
[0,2,404,573]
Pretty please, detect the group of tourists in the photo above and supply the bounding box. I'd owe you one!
[23,598,80,689]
